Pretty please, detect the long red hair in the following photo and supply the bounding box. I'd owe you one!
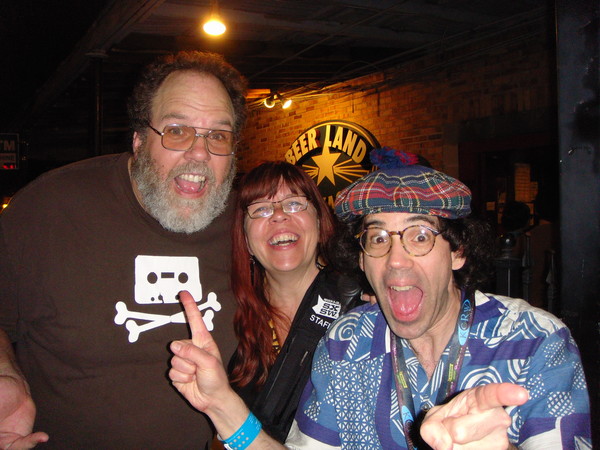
[230,161,335,387]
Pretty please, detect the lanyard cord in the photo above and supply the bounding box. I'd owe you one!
[391,293,474,449]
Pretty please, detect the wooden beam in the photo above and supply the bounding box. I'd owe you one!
[12,0,166,128]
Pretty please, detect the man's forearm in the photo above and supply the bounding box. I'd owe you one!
[0,329,47,446]
[0,327,35,424]
[0,329,22,377]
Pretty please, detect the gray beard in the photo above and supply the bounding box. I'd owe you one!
[130,148,235,234]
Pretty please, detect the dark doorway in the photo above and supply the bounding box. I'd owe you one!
[459,134,559,311]
[459,134,557,229]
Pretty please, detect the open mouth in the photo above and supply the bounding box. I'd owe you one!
[175,173,206,194]
[389,285,423,320]
[269,233,299,247]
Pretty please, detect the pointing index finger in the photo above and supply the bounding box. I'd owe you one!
[178,290,209,347]
[473,383,529,411]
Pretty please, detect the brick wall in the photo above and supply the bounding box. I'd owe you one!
[237,21,553,176]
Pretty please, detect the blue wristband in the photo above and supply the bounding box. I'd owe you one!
[221,412,262,450]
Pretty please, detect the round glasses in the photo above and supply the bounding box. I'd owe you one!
[247,196,308,219]
[356,225,441,258]
[147,123,235,156]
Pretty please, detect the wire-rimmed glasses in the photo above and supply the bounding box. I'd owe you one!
[147,123,235,156]
[247,195,309,219]
[356,225,441,257]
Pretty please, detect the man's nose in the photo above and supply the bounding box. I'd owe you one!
[184,135,211,162]
[386,236,413,269]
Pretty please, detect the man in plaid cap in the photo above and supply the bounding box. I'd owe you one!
[286,148,591,449]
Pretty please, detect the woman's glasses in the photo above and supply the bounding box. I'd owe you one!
[246,196,308,219]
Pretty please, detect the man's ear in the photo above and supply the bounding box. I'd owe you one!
[132,131,143,158]
[451,248,466,271]
[359,251,365,272]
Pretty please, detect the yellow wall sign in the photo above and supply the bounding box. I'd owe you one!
[286,121,379,206]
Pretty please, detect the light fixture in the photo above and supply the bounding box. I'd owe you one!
[280,95,292,109]
[263,92,293,109]
[263,95,276,108]
[202,0,226,36]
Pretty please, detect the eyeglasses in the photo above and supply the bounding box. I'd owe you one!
[356,225,441,258]
[147,123,235,156]
[247,195,309,219]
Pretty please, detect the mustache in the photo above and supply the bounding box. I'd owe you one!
[169,161,215,182]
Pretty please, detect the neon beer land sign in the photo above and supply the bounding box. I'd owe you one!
[286,121,379,206]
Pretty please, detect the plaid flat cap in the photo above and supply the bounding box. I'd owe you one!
[334,147,471,222]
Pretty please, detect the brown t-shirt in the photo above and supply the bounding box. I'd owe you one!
[0,152,237,449]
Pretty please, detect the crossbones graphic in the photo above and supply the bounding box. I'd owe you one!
[114,292,221,343]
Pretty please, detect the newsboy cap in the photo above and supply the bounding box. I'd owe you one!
[334,147,471,222]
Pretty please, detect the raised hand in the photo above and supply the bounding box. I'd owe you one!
[169,291,286,449]
[420,382,528,450]
[169,290,231,413]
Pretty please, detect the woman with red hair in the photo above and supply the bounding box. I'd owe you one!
[226,161,361,442]
[169,161,361,447]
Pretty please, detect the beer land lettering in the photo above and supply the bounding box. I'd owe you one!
[286,121,378,207]
[285,125,368,165]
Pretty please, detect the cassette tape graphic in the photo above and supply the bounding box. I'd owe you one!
[134,255,202,304]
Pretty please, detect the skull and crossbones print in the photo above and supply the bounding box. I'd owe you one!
[113,255,222,343]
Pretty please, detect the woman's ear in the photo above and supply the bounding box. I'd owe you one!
[244,233,254,256]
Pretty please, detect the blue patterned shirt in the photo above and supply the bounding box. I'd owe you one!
[286,291,591,449]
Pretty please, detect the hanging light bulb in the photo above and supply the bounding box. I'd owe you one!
[203,0,226,36]
[203,18,226,36]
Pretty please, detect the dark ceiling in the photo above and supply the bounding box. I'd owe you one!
[0,0,551,161]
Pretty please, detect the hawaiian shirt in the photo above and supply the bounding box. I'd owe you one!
[286,291,591,449]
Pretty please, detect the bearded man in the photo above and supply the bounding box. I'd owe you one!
[0,51,247,449]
